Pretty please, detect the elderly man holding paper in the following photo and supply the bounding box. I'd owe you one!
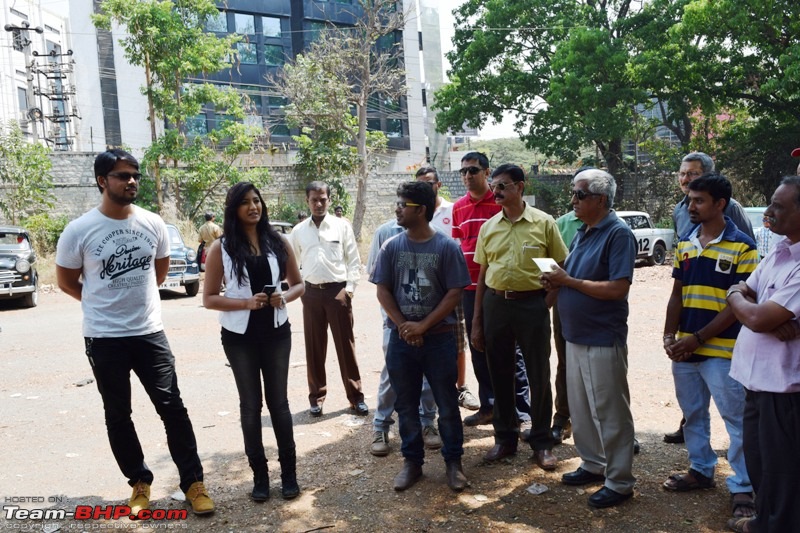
[470,163,569,470]
[541,168,638,509]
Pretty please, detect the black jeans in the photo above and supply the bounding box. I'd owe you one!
[85,331,203,493]
[223,335,295,471]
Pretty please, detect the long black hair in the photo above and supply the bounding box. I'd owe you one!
[222,182,287,286]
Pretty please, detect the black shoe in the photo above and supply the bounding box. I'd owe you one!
[551,420,572,445]
[251,470,269,502]
[351,401,369,416]
[394,460,422,491]
[463,410,493,427]
[445,460,467,492]
[309,405,322,417]
[281,472,300,500]
[633,438,641,455]
[562,467,606,486]
[663,419,685,444]
[587,486,633,508]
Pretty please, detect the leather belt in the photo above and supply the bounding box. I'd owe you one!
[489,288,545,300]
[305,281,346,290]
[425,324,455,335]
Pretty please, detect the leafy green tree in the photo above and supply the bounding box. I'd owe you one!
[270,0,403,239]
[93,0,262,216]
[0,121,54,224]
[434,0,654,199]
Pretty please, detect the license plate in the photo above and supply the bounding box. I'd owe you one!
[160,279,181,290]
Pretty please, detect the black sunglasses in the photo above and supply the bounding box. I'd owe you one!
[571,189,600,201]
[459,166,484,176]
[107,172,143,181]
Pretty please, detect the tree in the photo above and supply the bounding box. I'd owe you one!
[0,121,54,224]
[93,0,264,217]
[434,0,656,200]
[270,0,405,239]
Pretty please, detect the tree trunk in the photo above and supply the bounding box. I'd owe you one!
[351,101,369,241]
[145,53,163,213]
[598,138,628,207]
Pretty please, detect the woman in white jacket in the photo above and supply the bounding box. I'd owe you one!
[203,182,304,502]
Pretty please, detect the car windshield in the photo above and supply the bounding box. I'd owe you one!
[745,208,766,229]
[0,233,31,251]
[166,226,185,248]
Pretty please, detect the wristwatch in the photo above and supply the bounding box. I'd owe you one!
[726,286,743,299]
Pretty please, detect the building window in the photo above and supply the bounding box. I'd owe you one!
[306,21,326,43]
[387,118,404,138]
[207,11,227,32]
[240,85,263,112]
[244,115,264,131]
[264,45,285,66]
[17,88,28,111]
[236,43,257,64]
[270,123,290,136]
[263,17,281,38]
[367,118,381,131]
[234,13,255,35]
[186,115,208,137]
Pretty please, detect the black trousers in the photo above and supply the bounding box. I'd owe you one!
[85,331,203,493]
[482,291,553,450]
[743,389,800,532]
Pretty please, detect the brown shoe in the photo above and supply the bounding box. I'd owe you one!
[393,460,422,491]
[484,443,517,462]
[446,460,467,492]
[534,449,557,471]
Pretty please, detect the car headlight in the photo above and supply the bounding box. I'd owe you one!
[186,249,197,261]
[16,259,31,273]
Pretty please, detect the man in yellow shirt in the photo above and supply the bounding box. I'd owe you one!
[471,164,568,470]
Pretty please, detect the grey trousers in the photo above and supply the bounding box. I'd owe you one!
[566,341,636,494]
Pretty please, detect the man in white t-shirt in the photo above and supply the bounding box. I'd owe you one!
[415,167,481,412]
[56,149,214,518]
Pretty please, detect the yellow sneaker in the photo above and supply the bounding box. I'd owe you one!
[184,481,214,515]
[128,481,150,517]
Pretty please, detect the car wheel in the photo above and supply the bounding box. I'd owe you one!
[21,285,38,308]
[185,281,200,297]
[651,242,667,266]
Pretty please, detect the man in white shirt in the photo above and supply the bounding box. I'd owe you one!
[290,181,366,417]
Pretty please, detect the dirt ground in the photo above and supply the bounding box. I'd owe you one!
[0,262,742,532]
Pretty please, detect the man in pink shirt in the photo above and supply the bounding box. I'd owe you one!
[726,176,800,533]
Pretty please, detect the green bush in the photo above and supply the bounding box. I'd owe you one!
[21,213,69,255]
[266,199,308,225]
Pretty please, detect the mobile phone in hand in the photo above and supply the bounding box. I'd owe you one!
[263,284,277,296]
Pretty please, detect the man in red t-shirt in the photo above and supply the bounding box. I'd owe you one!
[452,152,532,435]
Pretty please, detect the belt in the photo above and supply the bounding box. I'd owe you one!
[489,288,545,300]
[305,281,346,290]
[425,324,455,335]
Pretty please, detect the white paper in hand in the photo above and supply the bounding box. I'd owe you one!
[532,257,558,273]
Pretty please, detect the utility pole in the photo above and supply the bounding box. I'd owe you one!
[4,21,44,143]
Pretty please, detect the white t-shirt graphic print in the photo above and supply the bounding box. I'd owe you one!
[56,205,170,337]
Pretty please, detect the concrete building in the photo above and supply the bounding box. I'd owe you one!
[5,0,447,173]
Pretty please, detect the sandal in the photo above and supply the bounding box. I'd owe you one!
[663,468,716,491]
[727,517,755,533]
[731,492,756,518]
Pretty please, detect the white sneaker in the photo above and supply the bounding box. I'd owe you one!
[458,386,480,410]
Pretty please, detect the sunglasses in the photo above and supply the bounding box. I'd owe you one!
[459,166,484,176]
[571,189,600,201]
[491,181,516,192]
[396,201,421,209]
[107,172,143,181]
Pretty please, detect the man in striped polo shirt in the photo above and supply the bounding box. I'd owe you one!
[451,152,532,434]
[662,174,757,520]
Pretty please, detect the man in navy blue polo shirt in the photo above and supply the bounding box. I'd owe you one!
[541,168,637,509]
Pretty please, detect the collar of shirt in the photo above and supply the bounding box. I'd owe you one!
[773,236,800,260]
[469,188,495,205]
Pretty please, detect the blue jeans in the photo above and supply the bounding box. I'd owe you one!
[223,334,295,472]
[85,331,203,493]
[462,290,531,421]
[673,357,751,494]
[386,329,463,465]
[374,313,437,432]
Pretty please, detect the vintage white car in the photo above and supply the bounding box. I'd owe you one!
[617,211,675,266]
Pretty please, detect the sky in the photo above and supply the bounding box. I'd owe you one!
[435,0,517,139]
